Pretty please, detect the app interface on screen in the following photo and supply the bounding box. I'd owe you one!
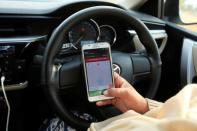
[84,48,113,97]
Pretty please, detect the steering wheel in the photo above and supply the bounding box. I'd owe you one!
[42,6,161,130]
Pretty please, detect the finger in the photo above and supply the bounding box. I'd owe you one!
[106,87,128,98]
[96,100,112,106]
[114,72,119,78]
[114,72,126,88]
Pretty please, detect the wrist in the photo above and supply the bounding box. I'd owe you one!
[128,88,149,114]
[145,98,163,110]
[141,98,149,113]
[136,97,149,114]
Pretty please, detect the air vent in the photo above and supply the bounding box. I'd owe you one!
[129,30,168,54]
[155,39,163,47]
[0,26,27,37]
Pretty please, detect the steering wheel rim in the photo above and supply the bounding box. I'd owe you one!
[42,6,161,130]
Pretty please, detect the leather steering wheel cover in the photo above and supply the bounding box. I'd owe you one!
[42,6,161,129]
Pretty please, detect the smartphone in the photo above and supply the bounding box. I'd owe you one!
[82,42,114,102]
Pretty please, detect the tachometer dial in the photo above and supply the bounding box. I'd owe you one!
[68,20,99,49]
[99,25,117,46]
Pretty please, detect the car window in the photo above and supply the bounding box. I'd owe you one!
[179,0,197,32]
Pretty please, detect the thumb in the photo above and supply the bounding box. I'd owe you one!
[104,88,127,98]
[114,72,126,88]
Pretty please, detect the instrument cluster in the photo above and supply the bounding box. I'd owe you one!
[61,19,117,52]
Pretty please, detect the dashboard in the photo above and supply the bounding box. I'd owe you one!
[0,1,166,89]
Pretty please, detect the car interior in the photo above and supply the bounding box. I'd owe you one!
[0,0,197,130]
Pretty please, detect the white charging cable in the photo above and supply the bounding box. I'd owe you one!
[1,76,10,131]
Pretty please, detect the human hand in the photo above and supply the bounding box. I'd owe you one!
[96,72,148,114]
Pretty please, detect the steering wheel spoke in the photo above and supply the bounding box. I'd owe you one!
[130,54,151,84]
[112,52,134,83]
[112,52,151,85]
[59,55,82,89]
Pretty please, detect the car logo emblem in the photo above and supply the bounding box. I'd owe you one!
[113,64,121,74]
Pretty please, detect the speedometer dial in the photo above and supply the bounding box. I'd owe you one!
[68,20,99,49]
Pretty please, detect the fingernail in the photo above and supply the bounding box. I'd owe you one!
[103,90,108,95]
[114,72,119,78]
[114,72,117,76]
[114,72,118,75]
[96,101,101,106]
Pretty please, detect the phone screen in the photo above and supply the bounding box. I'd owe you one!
[84,48,113,97]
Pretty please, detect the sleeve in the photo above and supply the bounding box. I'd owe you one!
[145,98,163,110]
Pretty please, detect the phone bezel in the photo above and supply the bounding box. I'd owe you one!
[81,42,114,102]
